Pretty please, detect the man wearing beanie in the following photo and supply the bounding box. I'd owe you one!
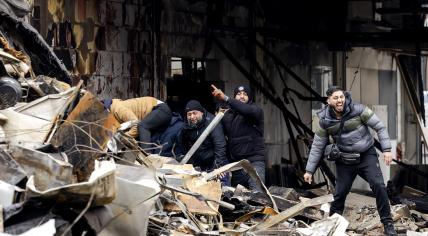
[212,84,265,191]
[180,100,228,171]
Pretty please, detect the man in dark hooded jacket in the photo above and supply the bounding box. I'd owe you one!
[212,84,265,191]
[303,86,396,236]
[180,100,228,171]
[151,112,185,158]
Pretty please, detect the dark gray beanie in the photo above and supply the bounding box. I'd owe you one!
[185,100,204,113]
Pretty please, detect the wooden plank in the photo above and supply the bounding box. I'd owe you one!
[164,177,222,215]
[250,194,334,232]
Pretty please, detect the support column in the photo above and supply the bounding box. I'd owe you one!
[333,51,346,88]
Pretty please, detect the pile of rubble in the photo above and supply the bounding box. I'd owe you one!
[0,82,337,235]
[1,84,428,235]
[0,2,428,234]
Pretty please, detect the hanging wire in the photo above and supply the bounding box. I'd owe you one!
[349,48,365,92]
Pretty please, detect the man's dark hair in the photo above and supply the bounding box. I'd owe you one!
[326,86,344,96]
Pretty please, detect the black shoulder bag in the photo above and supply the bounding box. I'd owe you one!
[324,116,361,164]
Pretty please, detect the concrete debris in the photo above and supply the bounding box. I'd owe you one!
[0,19,426,234]
[2,86,428,235]
[296,213,349,236]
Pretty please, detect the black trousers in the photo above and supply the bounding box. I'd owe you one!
[330,146,393,224]
[231,161,265,191]
[138,103,172,149]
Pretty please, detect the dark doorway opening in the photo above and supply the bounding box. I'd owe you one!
[167,57,219,119]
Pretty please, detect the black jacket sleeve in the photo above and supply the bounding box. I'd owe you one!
[210,123,228,167]
[227,98,263,124]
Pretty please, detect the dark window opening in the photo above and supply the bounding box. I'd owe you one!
[168,57,217,119]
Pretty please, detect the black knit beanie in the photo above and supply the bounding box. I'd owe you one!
[185,100,204,113]
[233,85,252,100]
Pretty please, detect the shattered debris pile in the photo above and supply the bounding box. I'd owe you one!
[0,88,428,235]
[0,84,340,235]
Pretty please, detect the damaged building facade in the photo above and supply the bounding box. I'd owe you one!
[0,0,428,235]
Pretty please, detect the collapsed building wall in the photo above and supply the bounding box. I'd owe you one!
[33,0,165,99]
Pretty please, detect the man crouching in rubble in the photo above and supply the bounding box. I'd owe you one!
[180,100,228,172]
[102,97,172,149]
[212,84,265,191]
[303,86,397,236]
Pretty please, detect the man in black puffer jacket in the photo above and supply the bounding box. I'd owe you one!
[212,84,265,191]
[303,86,397,236]
[180,100,228,171]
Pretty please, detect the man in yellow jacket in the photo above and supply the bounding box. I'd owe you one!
[103,97,172,149]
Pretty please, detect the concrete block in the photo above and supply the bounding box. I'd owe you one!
[130,53,143,77]
[105,26,119,51]
[86,75,104,96]
[124,4,138,27]
[105,26,127,51]
[123,53,131,76]
[127,30,139,53]
[107,1,123,26]
[95,26,106,50]
[95,51,113,76]
[95,0,107,25]
[141,77,151,96]
[117,28,128,51]
[139,32,150,53]
[112,52,123,77]
[127,76,140,97]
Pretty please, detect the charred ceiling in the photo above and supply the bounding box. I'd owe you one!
[175,0,428,52]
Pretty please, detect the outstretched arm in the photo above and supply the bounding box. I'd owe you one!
[211,84,262,121]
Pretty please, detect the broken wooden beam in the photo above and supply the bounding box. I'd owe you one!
[249,194,334,232]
